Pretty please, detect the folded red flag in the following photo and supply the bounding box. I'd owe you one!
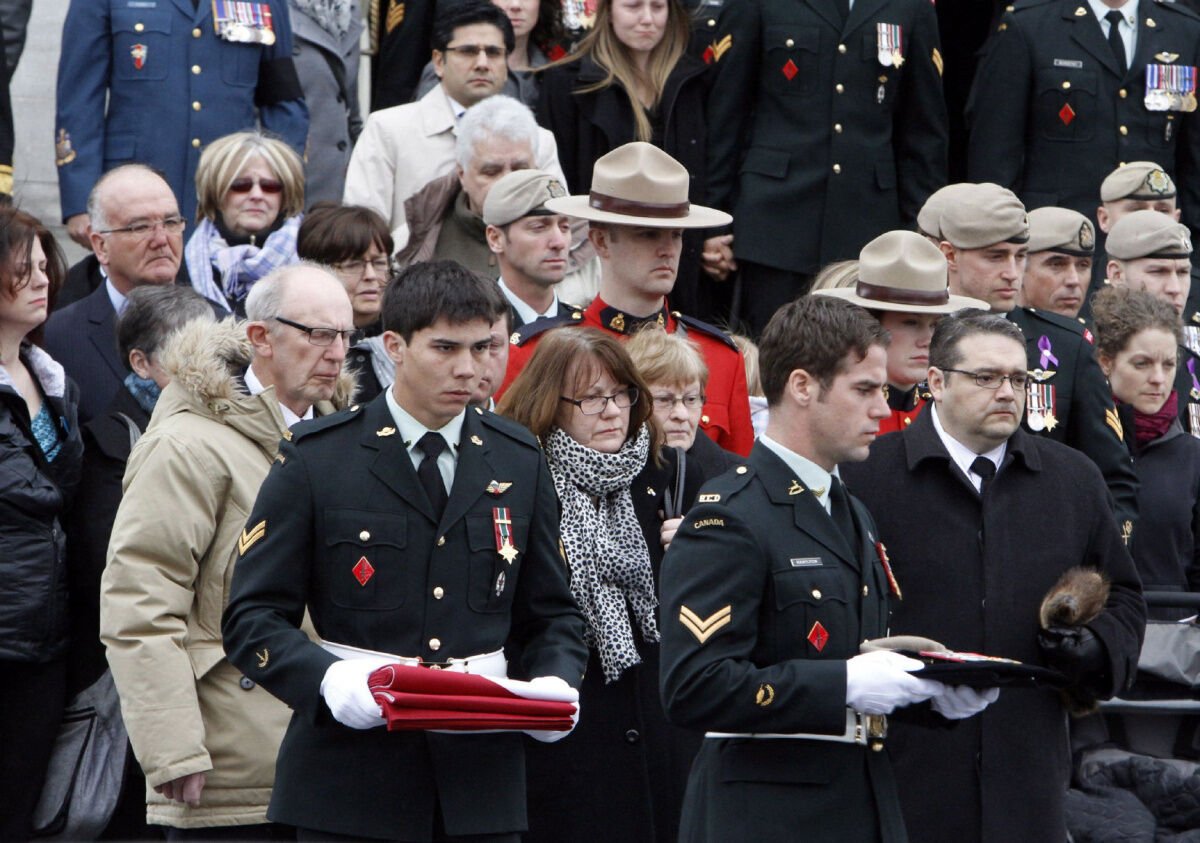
[367,664,578,733]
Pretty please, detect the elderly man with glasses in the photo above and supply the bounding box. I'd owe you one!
[100,264,356,838]
[44,164,199,422]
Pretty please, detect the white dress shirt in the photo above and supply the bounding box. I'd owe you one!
[759,434,839,515]
[1089,0,1138,69]
[930,404,1007,493]
[244,363,313,428]
[498,277,559,325]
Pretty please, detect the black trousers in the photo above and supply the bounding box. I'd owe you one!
[733,261,813,337]
[296,799,521,843]
[0,657,67,840]
[163,823,294,840]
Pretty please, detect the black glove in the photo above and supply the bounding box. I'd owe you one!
[1038,625,1109,691]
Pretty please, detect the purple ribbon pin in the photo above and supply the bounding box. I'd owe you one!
[1188,357,1199,393]
[1038,335,1059,370]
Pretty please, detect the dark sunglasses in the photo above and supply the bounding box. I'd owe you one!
[228,177,284,194]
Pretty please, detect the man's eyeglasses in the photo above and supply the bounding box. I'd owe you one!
[651,393,705,411]
[96,216,187,239]
[273,316,354,347]
[443,43,507,60]
[939,368,1029,390]
[333,258,392,279]
[228,177,284,194]
[559,387,639,415]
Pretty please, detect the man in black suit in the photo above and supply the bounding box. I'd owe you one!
[222,260,589,841]
[484,169,582,328]
[659,296,988,843]
[841,311,1145,842]
[43,164,187,422]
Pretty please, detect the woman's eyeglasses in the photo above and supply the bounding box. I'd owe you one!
[559,387,639,415]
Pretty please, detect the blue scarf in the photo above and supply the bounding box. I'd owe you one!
[124,372,162,416]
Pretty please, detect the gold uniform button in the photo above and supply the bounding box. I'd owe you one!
[193,27,202,38]
[736,466,748,474]
[1061,81,1070,90]
[359,530,370,541]
[1119,88,1127,98]
[872,743,884,753]
[192,101,201,111]
[707,18,716,27]
[429,638,441,651]
[191,138,201,148]
[832,164,842,174]
[437,536,446,547]
[433,587,445,600]
[191,64,201,74]
[834,123,843,133]
[811,588,822,599]
[835,83,845,94]
[701,414,710,424]
[134,22,145,32]
[837,43,847,54]
[1119,125,1128,136]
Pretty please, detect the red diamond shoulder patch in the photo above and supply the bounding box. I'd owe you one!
[807,620,829,652]
[353,556,375,586]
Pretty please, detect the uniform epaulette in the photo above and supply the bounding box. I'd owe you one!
[696,463,755,502]
[1018,306,1086,336]
[1009,0,1055,12]
[290,403,364,441]
[672,311,739,351]
[477,407,540,449]
[1153,0,1200,21]
[509,310,582,347]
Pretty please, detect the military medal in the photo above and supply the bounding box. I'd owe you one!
[1189,403,1200,439]
[876,541,902,599]
[213,0,276,44]
[493,507,519,564]
[1189,358,1200,401]
[130,43,147,71]
[876,23,903,68]
[1026,382,1056,432]
[495,571,507,597]
[1185,327,1200,358]
[1146,64,1197,112]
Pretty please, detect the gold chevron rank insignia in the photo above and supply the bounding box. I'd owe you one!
[1105,408,1124,441]
[932,47,943,77]
[679,604,732,644]
[239,520,266,555]
[386,1,405,33]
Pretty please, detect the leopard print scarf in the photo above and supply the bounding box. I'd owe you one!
[543,424,657,683]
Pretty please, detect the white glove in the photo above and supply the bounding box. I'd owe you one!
[320,658,388,729]
[524,675,580,743]
[845,650,944,715]
[931,685,1000,720]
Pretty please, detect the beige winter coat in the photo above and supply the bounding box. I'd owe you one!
[100,318,354,828]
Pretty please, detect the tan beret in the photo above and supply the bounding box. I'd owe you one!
[940,183,1029,249]
[917,183,977,240]
[1106,209,1192,260]
[482,170,569,227]
[813,230,988,314]
[1100,161,1176,202]
[1026,207,1095,255]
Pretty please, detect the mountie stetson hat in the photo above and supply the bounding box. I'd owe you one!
[939,183,1030,249]
[813,230,989,314]
[1026,207,1095,256]
[482,170,569,227]
[1100,161,1177,202]
[1105,209,1193,260]
[545,142,732,229]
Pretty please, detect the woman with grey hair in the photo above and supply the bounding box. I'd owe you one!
[184,131,306,315]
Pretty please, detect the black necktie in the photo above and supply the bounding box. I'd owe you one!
[1105,10,1127,71]
[970,456,996,499]
[828,477,858,548]
[416,432,449,520]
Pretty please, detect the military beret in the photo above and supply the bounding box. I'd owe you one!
[1106,209,1192,260]
[482,170,569,227]
[1026,207,1095,256]
[916,183,977,240]
[1100,161,1176,202]
[940,183,1029,249]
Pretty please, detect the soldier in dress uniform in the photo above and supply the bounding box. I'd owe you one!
[659,295,992,843]
[221,261,589,841]
[499,143,756,456]
[1104,209,1200,435]
[937,182,1140,538]
[56,0,309,245]
[1018,206,1096,320]
[966,0,1200,244]
[703,0,948,334]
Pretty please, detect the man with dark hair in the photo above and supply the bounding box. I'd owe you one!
[222,259,588,841]
[659,296,986,843]
[841,310,1145,843]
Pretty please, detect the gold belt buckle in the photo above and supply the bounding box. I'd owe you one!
[865,714,888,751]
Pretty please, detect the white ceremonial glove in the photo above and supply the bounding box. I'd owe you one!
[525,675,580,744]
[320,658,389,729]
[845,650,945,715]
[931,685,1000,720]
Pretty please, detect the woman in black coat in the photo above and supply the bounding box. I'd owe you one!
[498,327,702,843]
[536,0,729,320]
[0,209,83,840]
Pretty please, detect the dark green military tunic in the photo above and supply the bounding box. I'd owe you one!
[221,397,588,841]
[659,445,906,843]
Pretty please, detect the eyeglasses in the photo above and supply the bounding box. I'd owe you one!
[651,392,705,411]
[333,258,392,279]
[443,43,507,60]
[559,387,639,415]
[228,177,283,194]
[96,216,187,238]
[273,316,354,347]
[939,368,1029,390]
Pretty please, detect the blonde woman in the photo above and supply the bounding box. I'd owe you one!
[537,0,730,319]
[184,131,306,314]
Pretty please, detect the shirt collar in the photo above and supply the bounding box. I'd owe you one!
[498,277,559,325]
[445,91,469,121]
[385,387,466,455]
[244,362,313,428]
[104,277,128,316]
[1088,0,1137,27]
[759,434,838,510]
[930,403,1007,480]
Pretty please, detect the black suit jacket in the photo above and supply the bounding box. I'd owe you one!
[222,397,588,839]
[509,299,579,331]
[43,283,124,424]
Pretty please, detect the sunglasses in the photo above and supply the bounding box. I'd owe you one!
[228,177,284,194]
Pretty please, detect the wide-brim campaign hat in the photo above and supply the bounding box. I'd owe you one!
[813,230,989,314]
[545,142,732,229]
